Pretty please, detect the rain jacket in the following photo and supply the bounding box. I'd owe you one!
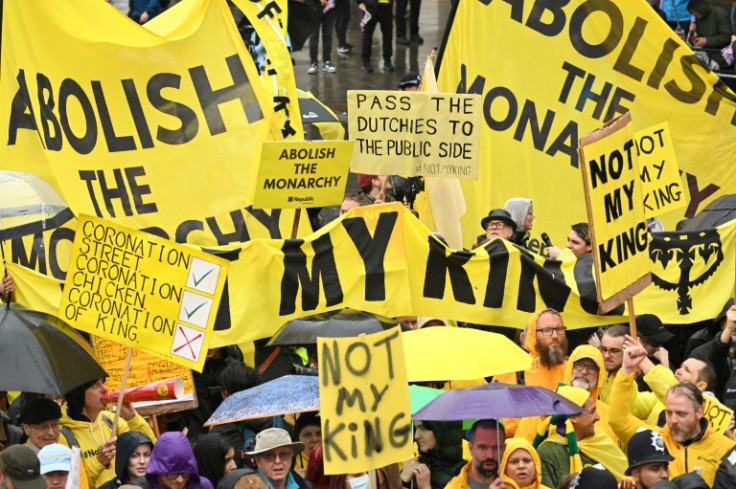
[608,370,736,486]
[444,461,477,489]
[515,345,620,447]
[599,368,665,425]
[98,431,153,489]
[146,432,214,489]
[416,421,465,489]
[504,198,532,248]
[494,311,568,436]
[59,407,156,489]
[501,438,550,489]
[689,0,732,48]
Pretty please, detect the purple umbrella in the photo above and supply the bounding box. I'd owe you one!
[412,382,583,421]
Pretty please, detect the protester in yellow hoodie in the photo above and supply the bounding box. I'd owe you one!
[59,379,156,489]
[501,438,550,489]
[494,309,569,436]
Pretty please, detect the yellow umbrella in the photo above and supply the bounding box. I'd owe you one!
[402,327,532,382]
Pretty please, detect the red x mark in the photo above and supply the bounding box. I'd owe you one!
[174,328,203,359]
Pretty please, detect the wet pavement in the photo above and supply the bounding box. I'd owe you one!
[291,0,452,123]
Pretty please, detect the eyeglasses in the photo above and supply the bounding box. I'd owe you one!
[259,450,293,462]
[161,474,190,481]
[537,327,566,336]
[599,346,623,355]
[486,221,508,230]
[573,362,599,374]
[29,421,60,432]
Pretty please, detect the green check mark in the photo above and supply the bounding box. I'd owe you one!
[193,268,215,287]
[184,301,207,320]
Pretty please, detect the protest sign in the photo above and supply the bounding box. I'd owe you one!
[0,0,318,252]
[318,326,412,474]
[13,204,735,346]
[703,393,734,434]
[437,0,736,248]
[252,141,353,209]
[347,91,481,178]
[60,215,229,371]
[634,123,687,219]
[580,113,651,312]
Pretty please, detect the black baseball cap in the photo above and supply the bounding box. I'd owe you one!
[636,315,674,344]
[626,429,674,474]
[0,445,46,489]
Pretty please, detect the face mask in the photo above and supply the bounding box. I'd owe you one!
[349,475,370,489]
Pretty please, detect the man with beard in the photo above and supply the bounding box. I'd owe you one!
[494,309,569,436]
[445,420,505,489]
[608,346,735,486]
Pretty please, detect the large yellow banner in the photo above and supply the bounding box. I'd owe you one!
[59,216,229,371]
[9,204,736,346]
[319,327,412,474]
[0,0,317,250]
[437,0,736,249]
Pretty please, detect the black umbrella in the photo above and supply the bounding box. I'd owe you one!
[267,307,409,346]
[0,306,107,395]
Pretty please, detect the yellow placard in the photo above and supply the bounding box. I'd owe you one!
[437,0,736,249]
[703,393,734,434]
[347,91,481,178]
[318,327,412,474]
[92,337,195,396]
[58,215,229,371]
[252,141,353,209]
[634,123,688,219]
[580,114,651,310]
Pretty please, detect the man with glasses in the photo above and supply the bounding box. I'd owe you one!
[20,398,62,454]
[494,309,569,436]
[479,209,516,245]
[246,428,310,489]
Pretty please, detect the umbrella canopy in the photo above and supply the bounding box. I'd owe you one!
[0,171,74,241]
[204,375,319,426]
[298,89,344,141]
[0,307,107,395]
[413,382,583,421]
[402,327,532,382]
[287,0,319,51]
[267,308,410,346]
[409,384,444,415]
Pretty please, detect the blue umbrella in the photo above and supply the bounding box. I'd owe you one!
[204,375,319,426]
[413,382,583,421]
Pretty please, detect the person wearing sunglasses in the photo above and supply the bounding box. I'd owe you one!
[245,429,311,489]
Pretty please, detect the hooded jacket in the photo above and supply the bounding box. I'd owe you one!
[98,431,153,489]
[59,406,156,489]
[608,370,736,486]
[145,432,214,489]
[501,438,550,489]
[415,421,465,489]
[504,198,532,247]
[493,311,568,436]
[688,0,732,48]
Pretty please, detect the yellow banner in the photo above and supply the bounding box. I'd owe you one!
[703,393,733,435]
[92,337,195,396]
[59,215,229,371]
[437,0,736,248]
[318,327,412,474]
[0,0,317,248]
[347,91,481,178]
[230,0,304,140]
[580,114,650,309]
[252,141,353,209]
[634,123,687,219]
[10,204,736,346]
